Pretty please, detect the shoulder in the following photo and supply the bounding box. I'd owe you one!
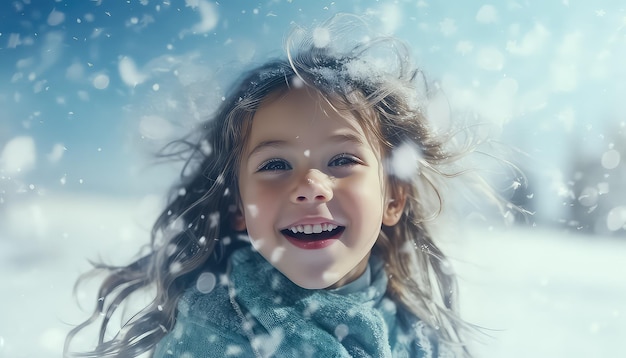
[176,275,245,335]
[406,318,464,358]
[154,277,252,357]
[176,246,265,332]
[392,306,445,358]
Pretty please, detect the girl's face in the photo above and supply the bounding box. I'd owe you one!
[238,88,403,289]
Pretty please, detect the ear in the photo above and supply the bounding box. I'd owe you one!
[382,184,407,227]
[230,205,247,231]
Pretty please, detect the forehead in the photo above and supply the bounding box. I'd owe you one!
[246,88,378,148]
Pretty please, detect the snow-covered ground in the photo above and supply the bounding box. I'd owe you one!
[448,228,626,358]
[1,194,624,357]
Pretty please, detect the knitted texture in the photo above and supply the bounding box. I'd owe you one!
[154,247,437,357]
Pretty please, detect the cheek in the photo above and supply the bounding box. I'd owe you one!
[337,177,386,222]
[240,182,280,227]
[351,169,386,204]
[242,181,280,206]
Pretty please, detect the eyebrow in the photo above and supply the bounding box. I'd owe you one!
[328,133,365,145]
[247,140,289,159]
[247,132,366,160]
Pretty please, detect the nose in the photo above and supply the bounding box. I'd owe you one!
[291,169,333,204]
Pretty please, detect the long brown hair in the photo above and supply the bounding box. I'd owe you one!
[65,14,499,357]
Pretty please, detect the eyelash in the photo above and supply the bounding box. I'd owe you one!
[256,154,360,172]
[328,154,360,167]
[257,158,292,172]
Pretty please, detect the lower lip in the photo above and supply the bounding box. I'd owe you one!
[283,231,342,250]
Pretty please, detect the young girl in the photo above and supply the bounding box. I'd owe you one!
[65,15,496,358]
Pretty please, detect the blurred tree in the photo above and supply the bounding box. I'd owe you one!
[569,122,626,237]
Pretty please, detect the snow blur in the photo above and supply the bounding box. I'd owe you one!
[1,1,625,357]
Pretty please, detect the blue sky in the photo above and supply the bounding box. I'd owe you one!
[1,0,625,228]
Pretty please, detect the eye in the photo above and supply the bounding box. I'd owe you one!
[329,154,360,167]
[257,158,292,172]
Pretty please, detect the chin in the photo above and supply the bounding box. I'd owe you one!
[286,270,343,290]
[291,281,334,290]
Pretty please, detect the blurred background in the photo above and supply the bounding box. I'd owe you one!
[1,1,624,357]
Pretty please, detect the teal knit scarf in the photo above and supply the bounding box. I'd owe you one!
[226,247,430,357]
[153,247,443,357]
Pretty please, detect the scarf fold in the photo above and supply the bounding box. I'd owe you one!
[228,247,414,357]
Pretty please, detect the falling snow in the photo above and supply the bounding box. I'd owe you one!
[606,206,626,231]
[388,142,421,180]
[246,204,259,218]
[334,323,349,341]
[139,115,174,140]
[312,27,331,48]
[270,247,285,263]
[0,136,36,174]
[475,5,498,24]
[196,272,217,294]
[92,74,110,89]
[1,1,625,357]
[118,56,147,87]
[46,143,65,163]
[601,149,621,169]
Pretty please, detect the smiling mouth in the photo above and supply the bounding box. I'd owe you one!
[280,225,345,242]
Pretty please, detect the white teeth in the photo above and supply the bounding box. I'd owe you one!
[286,223,338,234]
